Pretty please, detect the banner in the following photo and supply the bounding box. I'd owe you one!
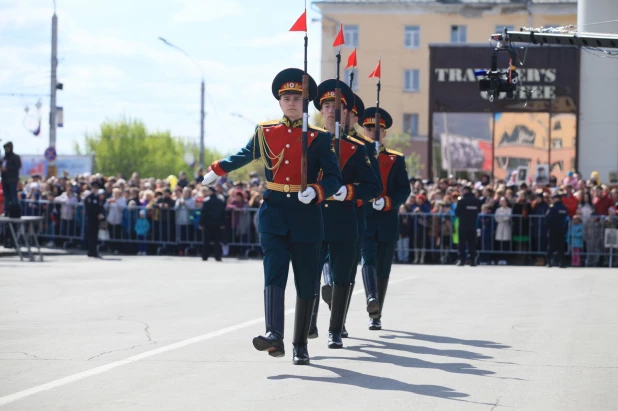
[19,155,94,178]
[440,133,491,172]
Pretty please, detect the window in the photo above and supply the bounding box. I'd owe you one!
[404,25,420,49]
[450,25,467,43]
[403,113,419,136]
[495,25,515,34]
[404,69,420,92]
[343,25,358,48]
[344,68,359,91]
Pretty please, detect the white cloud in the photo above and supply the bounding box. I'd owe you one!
[0,0,76,30]
[172,0,243,23]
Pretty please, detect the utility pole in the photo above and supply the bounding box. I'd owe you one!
[200,79,205,169]
[48,7,58,178]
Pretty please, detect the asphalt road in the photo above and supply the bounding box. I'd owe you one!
[1,255,617,410]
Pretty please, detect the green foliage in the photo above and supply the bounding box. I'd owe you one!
[311,110,325,128]
[78,118,223,179]
[383,132,424,177]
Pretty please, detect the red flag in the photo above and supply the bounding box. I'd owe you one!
[368,60,381,78]
[346,48,357,68]
[333,23,345,47]
[289,10,307,32]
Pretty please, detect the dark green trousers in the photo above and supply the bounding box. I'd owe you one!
[349,237,362,284]
[261,232,321,300]
[318,240,356,286]
[361,236,397,279]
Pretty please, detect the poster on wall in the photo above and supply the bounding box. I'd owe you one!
[19,155,94,178]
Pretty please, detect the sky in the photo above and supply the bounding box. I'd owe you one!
[0,0,324,157]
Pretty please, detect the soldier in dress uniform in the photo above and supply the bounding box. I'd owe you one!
[309,93,382,340]
[201,68,342,365]
[309,80,380,348]
[359,107,411,331]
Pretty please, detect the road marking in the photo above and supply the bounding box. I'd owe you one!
[0,276,415,406]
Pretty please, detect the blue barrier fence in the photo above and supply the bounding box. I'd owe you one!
[2,199,616,267]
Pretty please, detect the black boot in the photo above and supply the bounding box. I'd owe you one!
[321,263,333,308]
[369,277,389,331]
[292,296,314,365]
[328,284,350,349]
[308,292,319,339]
[362,265,380,318]
[341,283,355,338]
[253,285,285,357]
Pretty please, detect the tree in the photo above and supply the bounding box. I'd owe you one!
[76,118,224,179]
[383,132,424,177]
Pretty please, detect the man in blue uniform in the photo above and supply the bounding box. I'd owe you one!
[310,80,380,348]
[359,107,411,330]
[546,192,568,268]
[202,68,342,365]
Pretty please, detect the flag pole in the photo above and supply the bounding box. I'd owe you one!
[374,55,381,153]
[300,8,309,192]
[344,47,356,134]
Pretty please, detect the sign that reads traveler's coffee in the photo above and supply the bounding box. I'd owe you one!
[429,45,580,113]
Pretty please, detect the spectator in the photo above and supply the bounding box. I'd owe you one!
[567,214,584,267]
[54,181,78,237]
[105,187,127,253]
[135,209,150,255]
[478,203,494,265]
[411,194,430,264]
[494,197,512,265]
[584,213,604,267]
[578,192,594,222]
[512,190,532,263]
[177,171,189,189]
[175,186,197,254]
[562,185,578,218]
[593,186,612,216]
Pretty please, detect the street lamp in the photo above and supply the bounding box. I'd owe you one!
[158,37,206,169]
[230,112,257,125]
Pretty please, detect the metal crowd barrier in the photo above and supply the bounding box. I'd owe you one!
[396,212,617,267]
[3,200,616,267]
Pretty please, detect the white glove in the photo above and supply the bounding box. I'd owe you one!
[373,197,385,211]
[332,185,347,201]
[201,170,217,187]
[298,187,316,204]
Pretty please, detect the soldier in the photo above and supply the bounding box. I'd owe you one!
[546,192,568,268]
[455,185,483,266]
[310,93,382,340]
[310,80,380,348]
[84,182,104,258]
[201,68,342,365]
[359,107,411,331]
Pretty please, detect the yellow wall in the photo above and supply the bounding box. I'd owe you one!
[316,3,577,141]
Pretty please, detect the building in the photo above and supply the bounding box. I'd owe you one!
[313,0,577,177]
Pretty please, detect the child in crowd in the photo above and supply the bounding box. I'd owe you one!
[567,214,584,267]
[135,209,150,256]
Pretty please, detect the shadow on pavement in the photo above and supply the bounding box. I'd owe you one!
[268,363,471,401]
[380,330,511,349]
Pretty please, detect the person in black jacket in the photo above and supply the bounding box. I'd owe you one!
[1,141,22,213]
[199,187,226,261]
[546,192,568,268]
[84,183,105,258]
[455,185,483,266]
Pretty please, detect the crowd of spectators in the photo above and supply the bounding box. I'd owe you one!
[1,167,617,266]
[397,171,618,267]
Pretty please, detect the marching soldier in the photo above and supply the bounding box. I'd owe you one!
[201,68,342,365]
[546,192,568,268]
[455,184,483,266]
[359,107,411,330]
[310,80,380,348]
[310,93,382,340]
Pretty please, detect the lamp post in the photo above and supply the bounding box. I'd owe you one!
[158,37,205,169]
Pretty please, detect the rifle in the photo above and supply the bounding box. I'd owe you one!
[334,51,342,164]
[301,34,309,191]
